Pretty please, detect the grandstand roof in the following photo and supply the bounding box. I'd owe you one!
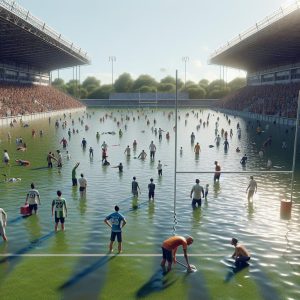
[0,0,90,72]
[210,1,300,73]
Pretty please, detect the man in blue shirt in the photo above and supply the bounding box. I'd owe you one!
[104,205,127,253]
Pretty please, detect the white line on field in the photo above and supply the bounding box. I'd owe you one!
[0,253,300,257]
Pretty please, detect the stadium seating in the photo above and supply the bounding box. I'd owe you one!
[0,83,84,117]
[218,82,300,118]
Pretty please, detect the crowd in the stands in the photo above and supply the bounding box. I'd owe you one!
[218,82,300,118]
[0,83,84,117]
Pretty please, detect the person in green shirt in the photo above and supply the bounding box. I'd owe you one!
[52,190,68,232]
[72,162,80,186]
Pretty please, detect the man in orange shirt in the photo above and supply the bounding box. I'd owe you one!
[161,235,193,272]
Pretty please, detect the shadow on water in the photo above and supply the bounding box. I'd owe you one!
[136,269,177,299]
[182,268,211,300]
[224,261,249,283]
[30,166,49,171]
[60,255,115,300]
[0,231,55,265]
[8,214,31,225]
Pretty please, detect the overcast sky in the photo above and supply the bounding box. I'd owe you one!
[17,0,288,84]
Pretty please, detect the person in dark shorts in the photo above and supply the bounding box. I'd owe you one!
[148,178,155,200]
[52,190,68,232]
[104,205,127,253]
[78,173,87,197]
[161,235,193,272]
[131,176,140,196]
[72,162,80,186]
[214,161,221,182]
[231,237,251,267]
[190,179,204,208]
[25,183,41,214]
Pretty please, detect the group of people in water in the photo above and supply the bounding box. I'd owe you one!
[1,107,286,277]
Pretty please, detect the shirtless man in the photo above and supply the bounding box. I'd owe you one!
[194,143,201,155]
[231,237,251,266]
[246,176,257,201]
[138,150,147,160]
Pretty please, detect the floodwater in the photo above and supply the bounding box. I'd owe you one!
[0,107,299,299]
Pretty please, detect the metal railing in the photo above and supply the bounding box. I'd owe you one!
[0,0,89,61]
[210,0,300,59]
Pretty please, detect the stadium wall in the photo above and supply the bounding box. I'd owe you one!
[216,108,296,126]
[80,99,220,108]
[248,63,300,86]
[0,107,85,127]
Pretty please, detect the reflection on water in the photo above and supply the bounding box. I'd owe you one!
[0,107,300,298]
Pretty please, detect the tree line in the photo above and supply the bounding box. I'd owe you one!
[52,73,246,99]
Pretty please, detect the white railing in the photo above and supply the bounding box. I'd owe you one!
[0,0,89,61]
[210,0,300,59]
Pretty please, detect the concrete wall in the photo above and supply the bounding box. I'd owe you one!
[80,99,220,107]
[0,107,85,127]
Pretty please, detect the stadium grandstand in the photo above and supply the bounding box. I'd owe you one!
[0,0,89,117]
[210,0,300,119]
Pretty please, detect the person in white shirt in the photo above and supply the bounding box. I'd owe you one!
[66,151,71,160]
[78,173,87,197]
[190,179,204,208]
[149,141,157,160]
[3,150,9,166]
[25,183,41,214]
[0,208,8,241]
[157,160,162,176]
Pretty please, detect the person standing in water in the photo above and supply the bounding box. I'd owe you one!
[246,176,257,201]
[132,177,141,196]
[104,205,127,253]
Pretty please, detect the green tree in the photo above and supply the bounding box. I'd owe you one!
[157,83,175,93]
[88,84,112,99]
[114,73,133,92]
[66,80,80,97]
[139,85,157,93]
[82,76,101,94]
[160,76,176,85]
[228,77,246,92]
[52,78,65,91]
[199,79,209,87]
[79,87,88,99]
[188,86,206,99]
[132,74,158,91]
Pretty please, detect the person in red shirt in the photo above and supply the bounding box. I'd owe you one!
[161,235,193,272]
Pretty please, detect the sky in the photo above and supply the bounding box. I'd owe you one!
[17,0,290,84]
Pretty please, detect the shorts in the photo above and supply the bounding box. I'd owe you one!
[205,191,208,198]
[192,198,202,207]
[48,162,53,168]
[4,158,9,163]
[132,190,138,196]
[55,216,65,224]
[214,173,220,181]
[72,178,77,186]
[110,231,122,242]
[149,191,155,199]
[162,247,172,263]
[158,169,162,176]
[79,186,86,192]
[58,163,62,168]
[0,224,5,236]
[29,204,38,212]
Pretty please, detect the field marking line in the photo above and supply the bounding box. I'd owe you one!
[0,253,300,257]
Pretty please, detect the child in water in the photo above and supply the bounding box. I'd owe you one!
[205,184,209,200]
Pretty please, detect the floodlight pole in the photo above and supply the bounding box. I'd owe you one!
[182,56,189,88]
[173,70,178,234]
[290,91,300,202]
[109,56,116,87]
